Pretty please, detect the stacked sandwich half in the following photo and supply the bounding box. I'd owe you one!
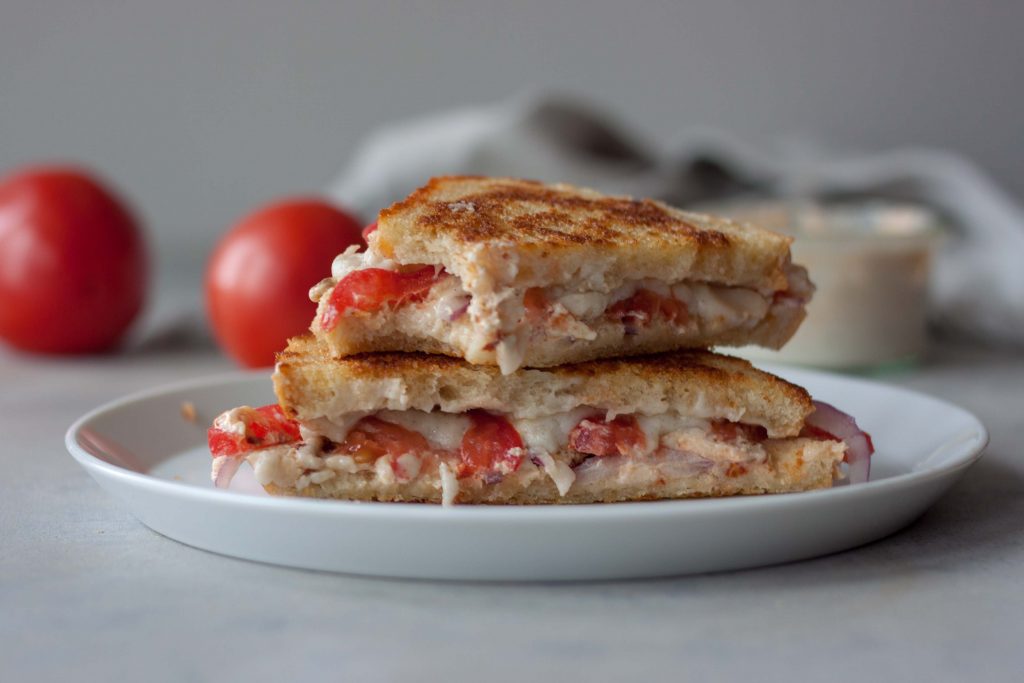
[209,176,873,504]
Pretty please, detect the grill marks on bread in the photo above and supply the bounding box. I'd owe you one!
[380,176,732,248]
[373,175,795,294]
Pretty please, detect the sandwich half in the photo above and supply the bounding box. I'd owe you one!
[311,176,813,374]
[208,336,872,505]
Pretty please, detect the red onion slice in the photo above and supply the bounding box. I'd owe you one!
[773,295,805,310]
[571,455,619,486]
[448,299,470,321]
[843,432,873,485]
[804,400,875,484]
[436,292,471,321]
[212,455,243,490]
[660,448,716,475]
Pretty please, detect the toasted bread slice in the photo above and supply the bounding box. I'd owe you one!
[376,176,793,291]
[274,335,813,438]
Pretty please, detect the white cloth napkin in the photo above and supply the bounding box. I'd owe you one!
[328,95,1024,345]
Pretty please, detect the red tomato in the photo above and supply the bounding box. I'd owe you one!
[0,166,147,353]
[522,287,549,322]
[568,415,646,457]
[206,198,363,367]
[607,289,688,327]
[710,420,768,444]
[338,417,432,480]
[207,404,301,457]
[320,265,442,331]
[458,410,524,478]
[338,416,431,461]
[361,221,378,241]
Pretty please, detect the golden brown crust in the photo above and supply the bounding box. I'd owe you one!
[374,176,795,291]
[381,175,731,249]
[273,335,813,437]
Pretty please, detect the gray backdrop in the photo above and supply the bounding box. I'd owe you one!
[2,0,1021,268]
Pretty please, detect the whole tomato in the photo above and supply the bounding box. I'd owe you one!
[0,166,147,354]
[206,198,363,367]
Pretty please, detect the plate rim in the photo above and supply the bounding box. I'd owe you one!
[65,367,989,522]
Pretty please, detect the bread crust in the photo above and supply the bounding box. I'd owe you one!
[375,176,794,292]
[274,335,813,438]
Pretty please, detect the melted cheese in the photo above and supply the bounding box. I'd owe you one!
[375,410,471,450]
[247,445,301,488]
[556,292,607,319]
[514,408,593,453]
[331,245,396,279]
[438,462,459,506]
[635,415,712,454]
[495,335,526,375]
[213,407,250,436]
[533,451,576,495]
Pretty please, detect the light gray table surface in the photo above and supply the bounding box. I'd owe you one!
[2,313,1022,681]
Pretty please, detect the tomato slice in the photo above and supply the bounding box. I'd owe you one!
[361,221,378,241]
[458,410,525,479]
[607,289,688,328]
[710,420,768,443]
[568,415,646,457]
[208,404,301,457]
[799,423,875,464]
[337,416,431,462]
[523,287,549,322]
[321,265,442,331]
[799,424,841,442]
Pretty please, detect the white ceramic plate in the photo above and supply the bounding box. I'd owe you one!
[66,367,986,581]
